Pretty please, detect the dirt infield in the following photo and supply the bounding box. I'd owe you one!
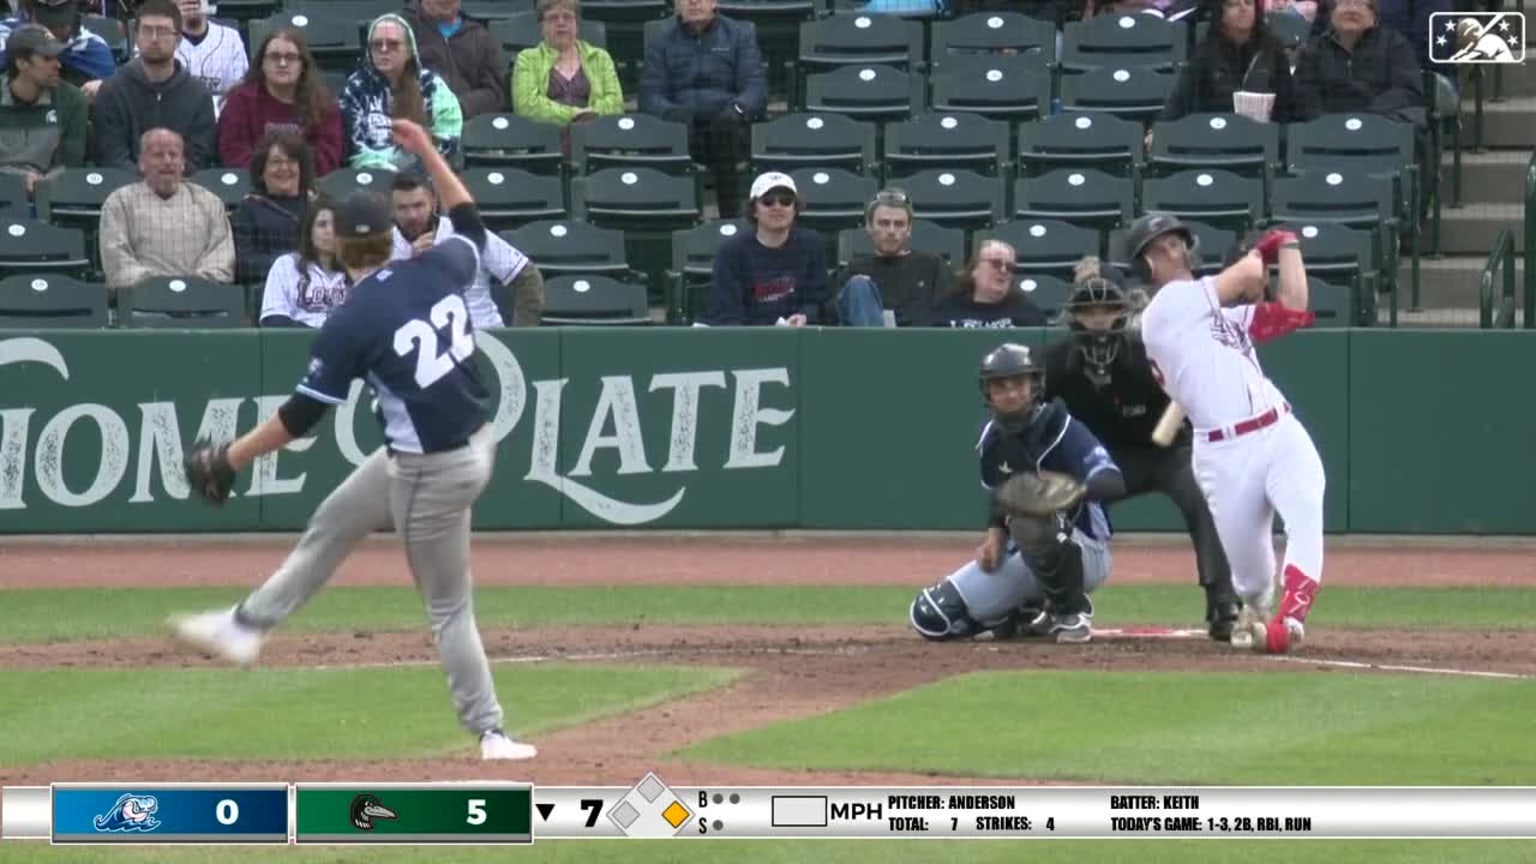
[2,537,1532,789]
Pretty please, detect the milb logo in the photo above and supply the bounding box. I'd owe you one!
[1429,12,1526,64]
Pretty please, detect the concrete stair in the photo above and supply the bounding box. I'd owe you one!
[1441,149,1533,205]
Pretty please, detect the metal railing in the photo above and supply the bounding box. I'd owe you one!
[1478,228,1517,328]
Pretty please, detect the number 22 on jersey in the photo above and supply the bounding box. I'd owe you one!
[394,293,474,388]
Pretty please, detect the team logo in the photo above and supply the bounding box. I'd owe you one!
[1429,12,1526,64]
[91,794,162,833]
[350,794,398,831]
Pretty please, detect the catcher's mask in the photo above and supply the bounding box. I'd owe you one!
[1064,272,1130,370]
[1125,213,1198,285]
[978,343,1043,434]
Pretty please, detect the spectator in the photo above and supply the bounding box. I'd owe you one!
[400,0,504,120]
[1374,0,1455,89]
[834,188,952,327]
[0,24,86,194]
[92,0,216,172]
[388,172,542,327]
[702,172,826,327]
[170,0,247,117]
[231,131,314,286]
[98,128,234,290]
[927,240,1049,328]
[511,0,623,128]
[258,196,348,328]
[0,0,115,100]
[1159,0,1299,124]
[639,0,764,218]
[1295,0,1424,128]
[340,14,463,172]
[218,28,343,176]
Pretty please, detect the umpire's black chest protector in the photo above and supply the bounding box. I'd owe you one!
[1042,335,1181,451]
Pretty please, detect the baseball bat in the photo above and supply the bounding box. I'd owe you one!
[1151,402,1186,448]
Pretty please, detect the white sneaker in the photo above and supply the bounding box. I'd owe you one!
[1228,601,1272,652]
[480,730,538,761]
[168,606,264,666]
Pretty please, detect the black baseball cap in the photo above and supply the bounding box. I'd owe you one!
[7,23,68,58]
[333,189,393,238]
[25,0,77,28]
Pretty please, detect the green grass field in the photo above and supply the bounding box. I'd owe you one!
[2,582,1532,863]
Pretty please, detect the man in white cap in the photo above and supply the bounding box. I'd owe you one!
[701,170,827,327]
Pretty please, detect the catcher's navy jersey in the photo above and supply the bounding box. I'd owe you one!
[295,234,490,454]
[976,399,1120,541]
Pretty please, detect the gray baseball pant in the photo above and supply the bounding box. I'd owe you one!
[237,425,504,735]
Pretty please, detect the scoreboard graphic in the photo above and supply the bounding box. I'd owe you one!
[5,778,1536,843]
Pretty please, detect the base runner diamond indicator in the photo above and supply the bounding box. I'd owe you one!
[603,774,692,838]
[661,801,691,829]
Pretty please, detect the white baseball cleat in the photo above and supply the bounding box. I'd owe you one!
[480,730,538,761]
[1227,602,1272,652]
[168,606,264,666]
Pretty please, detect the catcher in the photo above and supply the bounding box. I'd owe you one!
[910,342,1126,644]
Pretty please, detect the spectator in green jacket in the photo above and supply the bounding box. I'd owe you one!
[0,24,86,196]
[510,0,622,127]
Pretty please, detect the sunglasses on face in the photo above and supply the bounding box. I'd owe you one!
[758,193,795,208]
[980,258,1014,272]
[370,39,405,52]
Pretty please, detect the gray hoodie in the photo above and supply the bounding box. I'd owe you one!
[91,57,217,172]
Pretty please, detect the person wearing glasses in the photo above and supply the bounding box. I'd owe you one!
[91,0,215,171]
[834,188,953,328]
[218,28,344,176]
[700,171,826,327]
[927,239,1048,328]
[340,13,463,172]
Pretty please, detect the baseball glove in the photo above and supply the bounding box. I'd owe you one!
[184,438,237,507]
[994,470,1087,519]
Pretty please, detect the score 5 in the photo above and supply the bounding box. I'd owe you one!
[468,800,487,826]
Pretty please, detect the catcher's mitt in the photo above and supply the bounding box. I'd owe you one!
[995,470,1087,519]
[184,437,237,506]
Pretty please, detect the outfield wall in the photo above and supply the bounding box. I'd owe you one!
[1,328,1531,534]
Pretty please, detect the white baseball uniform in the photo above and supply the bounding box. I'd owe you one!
[1139,276,1325,615]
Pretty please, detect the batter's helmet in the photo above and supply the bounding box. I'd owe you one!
[1123,213,1196,282]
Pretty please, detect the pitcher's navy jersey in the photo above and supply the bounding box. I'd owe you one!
[295,233,490,454]
[976,399,1120,541]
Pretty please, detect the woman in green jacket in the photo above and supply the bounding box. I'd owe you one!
[510,0,624,125]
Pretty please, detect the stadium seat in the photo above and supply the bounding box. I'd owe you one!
[1015,113,1144,179]
[667,219,751,323]
[881,112,1009,180]
[570,114,695,177]
[801,64,918,125]
[1012,168,1135,235]
[1269,171,1398,273]
[540,274,651,326]
[983,219,1102,282]
[717,0,815,100]
[35,167,137,277]
[927,53,1051,123]
[247,10,362,73]
[0,173,26,215]
[789,167,879,236]
[1269,275,1356,326]
[929,11,1057,72]
[1013,273,1073,322]
[1267,220,1381,311]
[462,168,569,230]
[1283,113,1420,263]
[0,274,107,329]
[1059,14,1187,73]
[1265,11,1311,51]
[1058,65,1176,125]
[796,14,924,77]
[571,167,703,294]
[462,114,566,175]
[750,112,878,176]
[836,218,966,267]
[191,168,253,210]
[1139,168,1265,235]
[79,14,127,62]
[315,167,394,203]
[900,168,1005,233]
[503,220,635,279]
[284,0,410,24]
[1146,112,1280,181]
[0,219,91,279]
[118,277,247,329]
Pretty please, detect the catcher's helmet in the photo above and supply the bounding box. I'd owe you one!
[978,343,1043,433]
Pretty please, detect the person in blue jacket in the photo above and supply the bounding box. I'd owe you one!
[0,0,116,97]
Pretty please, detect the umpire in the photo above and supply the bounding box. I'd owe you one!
[1040,257,1242,641]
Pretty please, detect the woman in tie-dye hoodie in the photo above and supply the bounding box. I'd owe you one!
[338,13,462,172]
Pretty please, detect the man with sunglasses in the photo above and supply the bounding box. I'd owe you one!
[834,188,952,327]
[701,171,826,327]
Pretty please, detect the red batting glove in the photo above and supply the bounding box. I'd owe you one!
[1252,229,1299,265]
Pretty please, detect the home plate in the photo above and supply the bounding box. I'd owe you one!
[1093,626,1206,639]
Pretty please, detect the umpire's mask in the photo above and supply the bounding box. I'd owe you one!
[1064,275,1131,370]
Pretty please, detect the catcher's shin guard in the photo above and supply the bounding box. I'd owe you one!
[1009,515,1090,617]
[909,582,984,641]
